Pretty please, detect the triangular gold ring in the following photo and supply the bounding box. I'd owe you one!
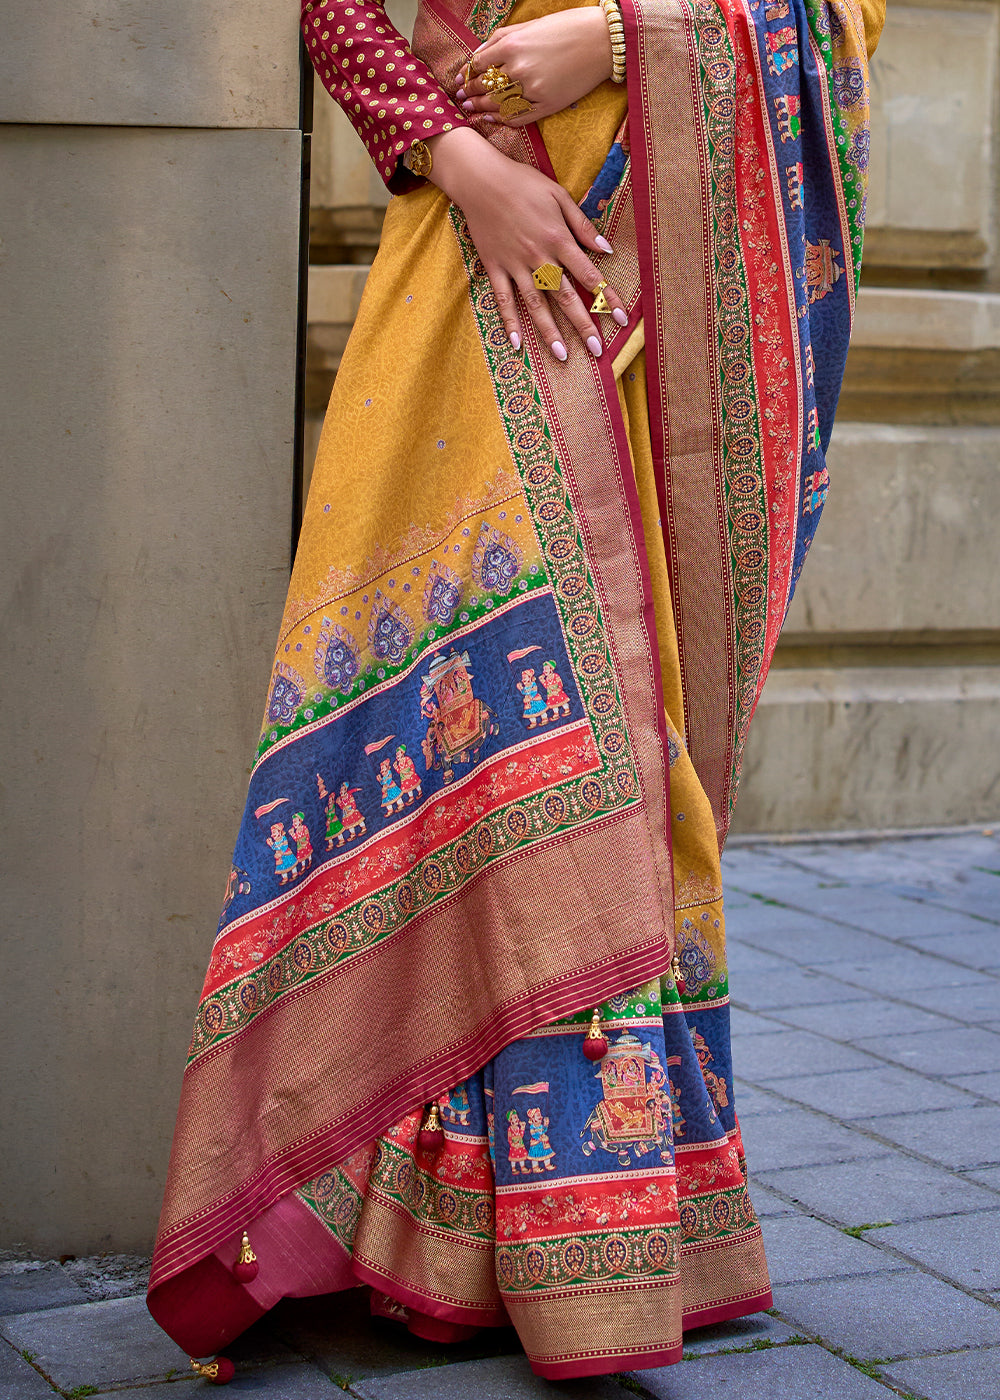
[590,280,612,314]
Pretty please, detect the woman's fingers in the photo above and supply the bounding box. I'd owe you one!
[548,277,604,358]
[459,92,499,115]
[486,264,523,351]
[516,274,570,362]
[560,240,629,329]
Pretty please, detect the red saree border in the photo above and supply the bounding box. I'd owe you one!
[622,0,737,845]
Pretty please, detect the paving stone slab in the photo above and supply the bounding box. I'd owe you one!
[679,1310,798,1355]
[134,1363,339,1396]
[858,1105,1000,1169]
[729,1006,786,1038]
[632,1343,894,1399]
[851,1026,1000,1078]
[759,1213,906,1286]
[736,924,898,968]
[724,899,834,939]
[959,1164,1000,1191]
[0,1295,189,1389]
[946,1071,1000,1102]
[270,1291,521,1383]
[0,1340,57,1399]
[730,968,879,1013]
[853,903,997,940]
[757,1066,971,1120]
[0,1264,88,1316]
[734,1029,881,1082]
[769,998,958,1041]
[773,1270,1000,1359]
[352,1354,630,1399]
[878,1210,1000,1289]
[897,979,1000,1024]
[817,955,985,995]
[881,1347,1000,1400]
[726,942,800,977]
[756,1152,1000,1226]
[898,932,1000,972]
[748,1182,798,1218]
[739,1107,885,1171]
[728,1081,787,1119]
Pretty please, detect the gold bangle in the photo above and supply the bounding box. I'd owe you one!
[600,0,627,83]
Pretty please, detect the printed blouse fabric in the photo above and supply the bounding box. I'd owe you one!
[301,0,468,190]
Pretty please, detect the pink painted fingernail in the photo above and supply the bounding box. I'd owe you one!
[462,100,474,112]
[510,331,521,350]
[483,114,496,123]
[551,341,568,362]
[587,336,603,357]
[595,235,614,254]
[456,87,467,101]
[612,307,628,327]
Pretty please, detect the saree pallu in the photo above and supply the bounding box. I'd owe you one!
[149,0,874,1377]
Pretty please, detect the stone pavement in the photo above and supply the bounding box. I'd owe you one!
[2,830,998,1400]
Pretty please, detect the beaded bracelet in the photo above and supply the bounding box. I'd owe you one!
[600,0,627,84]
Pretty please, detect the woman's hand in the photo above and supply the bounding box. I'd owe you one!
[456,9,614,127]
[427,128,628,362]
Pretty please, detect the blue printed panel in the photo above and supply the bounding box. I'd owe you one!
[221,591,586,932]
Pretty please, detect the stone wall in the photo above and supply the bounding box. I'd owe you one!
[306,0,1000,833]
[0,4,303,1252]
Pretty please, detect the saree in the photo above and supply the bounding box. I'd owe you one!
[149,0,879,1378]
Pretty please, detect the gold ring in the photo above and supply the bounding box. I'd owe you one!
[498,84,534,119]
[533,263,564,292]
[466,53,480,81]
[482,65,513,93]
[590,281,612,314]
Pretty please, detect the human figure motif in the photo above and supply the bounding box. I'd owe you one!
[394,744,422,804]
[539,661,570,718]
[267,822,297,884]
[647,1050,673,1163]
[485,1086,496,1167]
[666,1052,685,1138]
[442,1083,471,1126]
[289,812,313,874]
[690,1026,730,1110]
[518,668,548,727]
[336,783,366,840]
[506,1110,530,1174]
[324,794,345,850]
[525,1106,556,1172]
[378,757,405,815]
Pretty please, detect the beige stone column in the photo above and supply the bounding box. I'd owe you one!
[0,6,303,1250]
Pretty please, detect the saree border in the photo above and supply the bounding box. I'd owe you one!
[622,0,737,843]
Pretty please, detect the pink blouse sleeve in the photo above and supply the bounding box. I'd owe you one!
[301,0,470,192]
